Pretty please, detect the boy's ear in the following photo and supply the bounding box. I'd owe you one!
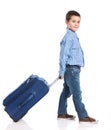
[65,20,68,25]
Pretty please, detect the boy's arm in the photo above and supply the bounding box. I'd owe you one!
[59,38,72,78]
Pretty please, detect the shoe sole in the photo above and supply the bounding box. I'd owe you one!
[79,120,99,124]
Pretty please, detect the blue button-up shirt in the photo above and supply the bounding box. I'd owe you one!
[59,29,84,77]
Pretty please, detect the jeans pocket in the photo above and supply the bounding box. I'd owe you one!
[70,67,81,77]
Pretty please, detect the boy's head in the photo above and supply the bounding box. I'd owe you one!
[65,10,81,32]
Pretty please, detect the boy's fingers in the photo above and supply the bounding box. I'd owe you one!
[59,76,64,79]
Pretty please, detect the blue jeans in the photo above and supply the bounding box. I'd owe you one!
[58,65,88,119]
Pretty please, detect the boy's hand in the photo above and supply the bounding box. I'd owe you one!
[59,76,64,79]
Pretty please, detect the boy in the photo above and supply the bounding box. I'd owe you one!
[57,10,97,123]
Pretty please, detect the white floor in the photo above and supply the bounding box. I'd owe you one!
[0,80,111,130]
[2,118,111,130]
[0,108,111,130]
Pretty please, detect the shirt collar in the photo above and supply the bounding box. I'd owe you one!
[67,29,77,36]
[67,28,75,33]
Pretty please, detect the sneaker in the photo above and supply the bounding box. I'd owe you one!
[57,114,76,120]
[79,117,98,124]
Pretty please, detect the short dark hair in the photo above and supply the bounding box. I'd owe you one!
[66,10,81,21]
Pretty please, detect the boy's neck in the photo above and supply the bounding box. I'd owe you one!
[68,28,75,33]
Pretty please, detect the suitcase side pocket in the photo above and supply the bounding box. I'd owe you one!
[19,92,36,108]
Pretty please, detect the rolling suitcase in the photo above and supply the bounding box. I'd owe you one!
[3,74,58,122]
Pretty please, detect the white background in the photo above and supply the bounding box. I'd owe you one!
[0,0,111,130]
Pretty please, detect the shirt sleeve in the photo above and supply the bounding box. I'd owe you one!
[59,37,72,77]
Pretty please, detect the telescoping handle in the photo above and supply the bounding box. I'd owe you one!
[49,77,59,87]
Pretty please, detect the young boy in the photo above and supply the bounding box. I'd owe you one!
[57,10,97,123]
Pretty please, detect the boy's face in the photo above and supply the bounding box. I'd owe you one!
[66,15,81,32]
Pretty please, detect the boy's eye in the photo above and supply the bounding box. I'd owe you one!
[77,21,80,24]
[72,20,80,24]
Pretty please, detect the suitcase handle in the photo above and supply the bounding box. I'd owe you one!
[19,92,36,108]
[27,75,59,88]
[49,77,59,87]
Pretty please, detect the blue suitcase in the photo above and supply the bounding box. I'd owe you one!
[3,74,58,122]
